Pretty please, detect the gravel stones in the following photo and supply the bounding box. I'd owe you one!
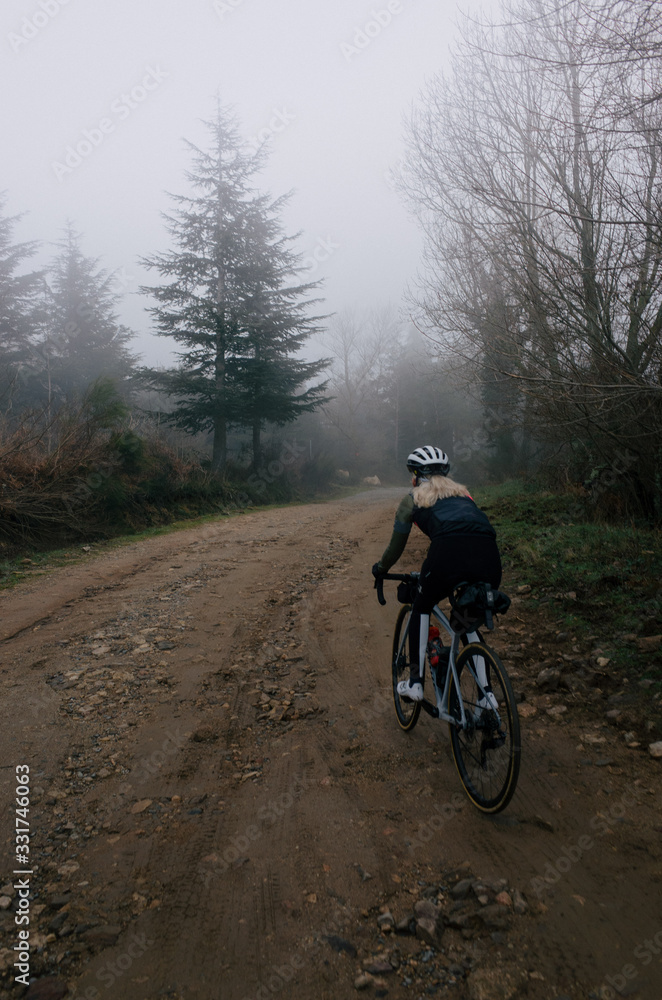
[24,978,70,1000]
[81,924,121,947]
[450,878,473,900]
[362,954,395,975]
[512,889,528,914]
[47,894,72,910]
[353,870,530,993]
[414,898,443,944]
[477,904,511,931]
[395,913,416,934]
[536,666,562,691]
[636,634,662,651]
[325,935,357,957]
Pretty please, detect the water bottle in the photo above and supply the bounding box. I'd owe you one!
[427,626,443,670]
[427,626,449,685]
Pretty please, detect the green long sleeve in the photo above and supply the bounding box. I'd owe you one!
[378,493,414,571]
[378,529,409,571]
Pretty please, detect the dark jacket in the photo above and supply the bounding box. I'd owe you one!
[412,495,496,542]
[378,491,496,572]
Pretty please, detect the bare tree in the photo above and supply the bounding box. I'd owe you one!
[321,309,399,469]
[322,308,482,478]
[403,0,662,515]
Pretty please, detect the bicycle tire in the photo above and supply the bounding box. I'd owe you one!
[449,642,521,813]
[392,605,421,732]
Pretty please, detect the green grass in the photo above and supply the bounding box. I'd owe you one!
[475,480,662,684]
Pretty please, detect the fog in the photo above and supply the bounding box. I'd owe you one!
[2,0,466,363]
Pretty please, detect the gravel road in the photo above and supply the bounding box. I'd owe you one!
[1,491,660,1000]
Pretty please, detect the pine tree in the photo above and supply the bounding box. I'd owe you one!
[140,103,328,473]
[0,193,45,413]
[42,225,137,406]
[233,207,328,469]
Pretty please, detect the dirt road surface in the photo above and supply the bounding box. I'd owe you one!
[1,491,661,1000]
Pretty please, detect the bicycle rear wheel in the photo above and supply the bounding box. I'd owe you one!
[392,605,421,732]
[449,642,521,812]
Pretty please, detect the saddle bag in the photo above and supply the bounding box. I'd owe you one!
[450,582,511,631]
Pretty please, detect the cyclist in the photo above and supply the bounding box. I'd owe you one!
[372,446,502,702]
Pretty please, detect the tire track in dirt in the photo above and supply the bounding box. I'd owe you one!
[32,497,374,1000]
[285,503,662,999]
[0,492,660,1000]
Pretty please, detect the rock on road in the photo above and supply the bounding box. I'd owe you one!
[0,491,660,1000]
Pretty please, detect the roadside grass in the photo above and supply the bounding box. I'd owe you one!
[0,482,365,591]
[0,511,230,590]
[476,480,662,691]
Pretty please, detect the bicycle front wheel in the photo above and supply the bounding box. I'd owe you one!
[449,642,521,813]
[392,605,421,732]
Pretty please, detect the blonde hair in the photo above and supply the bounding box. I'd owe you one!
[412,475,470,508]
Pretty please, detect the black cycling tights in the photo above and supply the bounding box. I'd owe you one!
[408,535,502,678]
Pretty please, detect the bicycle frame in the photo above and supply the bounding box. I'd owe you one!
[378,569,520,812]
[393,603,493,729]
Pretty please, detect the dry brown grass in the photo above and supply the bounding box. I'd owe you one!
[0,405,115,545]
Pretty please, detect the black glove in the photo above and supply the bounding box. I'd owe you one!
[372,562,383,579]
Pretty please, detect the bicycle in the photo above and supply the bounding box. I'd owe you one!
[375,572,521,813]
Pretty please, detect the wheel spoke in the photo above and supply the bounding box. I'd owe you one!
[449,643,521,812]
[392,606,421,731]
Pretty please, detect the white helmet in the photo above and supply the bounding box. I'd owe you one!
[406,445,449,478]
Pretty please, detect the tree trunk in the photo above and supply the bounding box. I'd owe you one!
[212,137,227,478]
[252,418,261,471]
[212,333,226,475]
[211,411,226,474]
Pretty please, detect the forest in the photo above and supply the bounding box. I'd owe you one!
[1,0,661,559]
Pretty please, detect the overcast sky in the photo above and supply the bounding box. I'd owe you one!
[2,0,471,363]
